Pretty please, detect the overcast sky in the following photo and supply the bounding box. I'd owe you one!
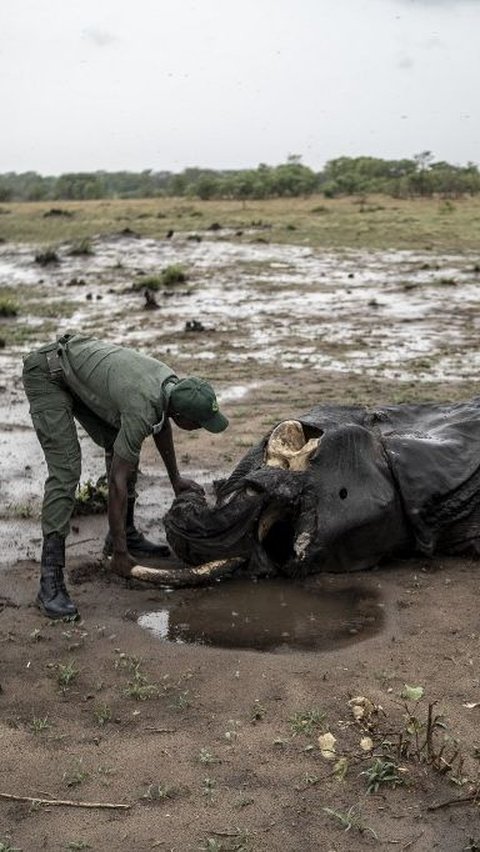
[1,0,478,174]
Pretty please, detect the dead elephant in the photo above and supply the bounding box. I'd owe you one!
[133,399,480,586]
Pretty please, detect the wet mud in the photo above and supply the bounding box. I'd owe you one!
[1,234,480,385]
[2,230,480,850]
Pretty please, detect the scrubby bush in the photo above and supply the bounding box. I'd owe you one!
[35,248,59,265]
[132,264,188,292]
[68,237,94,256]
[0,298,18,318]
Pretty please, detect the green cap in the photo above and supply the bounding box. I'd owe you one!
[170,377,229,433]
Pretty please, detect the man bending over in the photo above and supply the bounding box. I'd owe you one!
[22,334,228,619]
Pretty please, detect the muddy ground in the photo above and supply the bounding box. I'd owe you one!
[1,225,480,851]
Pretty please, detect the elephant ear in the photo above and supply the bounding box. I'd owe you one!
[378,398,480,553]
[295,422,407,573]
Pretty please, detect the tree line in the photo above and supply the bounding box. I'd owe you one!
[1,153,479,202]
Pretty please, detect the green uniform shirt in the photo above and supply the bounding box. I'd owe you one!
[57,335,176,464]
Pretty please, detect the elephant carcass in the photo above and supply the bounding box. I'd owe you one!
[161,399,480,585]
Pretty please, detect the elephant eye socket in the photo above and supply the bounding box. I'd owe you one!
[339,488,348,500]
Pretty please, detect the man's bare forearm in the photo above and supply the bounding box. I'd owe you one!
[153,420,180,488]
[108,454,136,553]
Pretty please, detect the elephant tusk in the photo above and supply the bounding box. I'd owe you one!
[128,556,246,587]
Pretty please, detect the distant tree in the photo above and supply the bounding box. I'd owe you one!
[1,154,479,201]
[194,174,221,200]
[0,183,13,202]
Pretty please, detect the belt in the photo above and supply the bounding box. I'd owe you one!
[45,333,72,375]
[45,349,63,375]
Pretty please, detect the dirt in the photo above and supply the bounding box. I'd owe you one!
[1,233,480,851]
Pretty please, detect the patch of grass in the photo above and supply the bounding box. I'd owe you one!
[199,830,252,852]
[438,199,456,215]
[97,764,116,777]
[361,757,405,793]
[288,707,326,737]
[6,501,36,519]
[141,782,177,801]
[169,689,191,711]
[224,719,240,743]
[26,299,77,320]
[4,196,480,251]
[65,842,91,851]
[250,700,267,722]
[57,660,79,691]
[131,264,188,292]
[63,759,89,788]
[131,275,162,291]
[198,747,219,765]
[29,715,51,734]
[73,476,108,516]
[124,668,159,701]
[0,840,22,852]
[323,805,377,838]
[0,298,18,318]
[0,319,56,347]
[114,650,142,671]
[202,776,217,802]
[94,703,112,726]
[68,237,93,256]
[29,628,43,642]
[234,795,254,809]
[160,264,188,285]
[395,696,466,783]
[35,248,59,265]
[43,207,74,219]
[199,842,223,852]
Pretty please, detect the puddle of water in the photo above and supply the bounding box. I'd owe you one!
[217,382,261,403]
[137,577,384,652]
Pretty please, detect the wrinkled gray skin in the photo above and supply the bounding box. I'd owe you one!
[161,400,480,584]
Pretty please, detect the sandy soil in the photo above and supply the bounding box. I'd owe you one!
[1,232,480,851]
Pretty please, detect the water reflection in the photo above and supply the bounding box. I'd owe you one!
[137,577,383,652]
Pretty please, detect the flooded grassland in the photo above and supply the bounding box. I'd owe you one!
[1,200,480,851]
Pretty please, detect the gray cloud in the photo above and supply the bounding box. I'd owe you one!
[2,0,479,173]
[82,26,117,47]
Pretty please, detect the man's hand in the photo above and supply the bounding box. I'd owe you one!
[110,550,135,578]
[173,476,205,496]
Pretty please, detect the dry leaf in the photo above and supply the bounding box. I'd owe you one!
[401,684,424,702]
[360,736,373,751]
[318,731,337,760]
[348,696,376,722]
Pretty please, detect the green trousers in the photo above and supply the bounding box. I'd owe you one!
[22,342,135,539]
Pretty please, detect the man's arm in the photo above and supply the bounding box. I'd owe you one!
[108,452,136,576]
[153,419,203,495]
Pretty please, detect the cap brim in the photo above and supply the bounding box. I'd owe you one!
[200,411,229,433]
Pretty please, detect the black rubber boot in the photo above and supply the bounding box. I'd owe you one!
[103,497,171,560]
[36,534,79,620]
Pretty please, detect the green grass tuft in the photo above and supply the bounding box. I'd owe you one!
[132,264,188,291]
[0,298,18,318]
